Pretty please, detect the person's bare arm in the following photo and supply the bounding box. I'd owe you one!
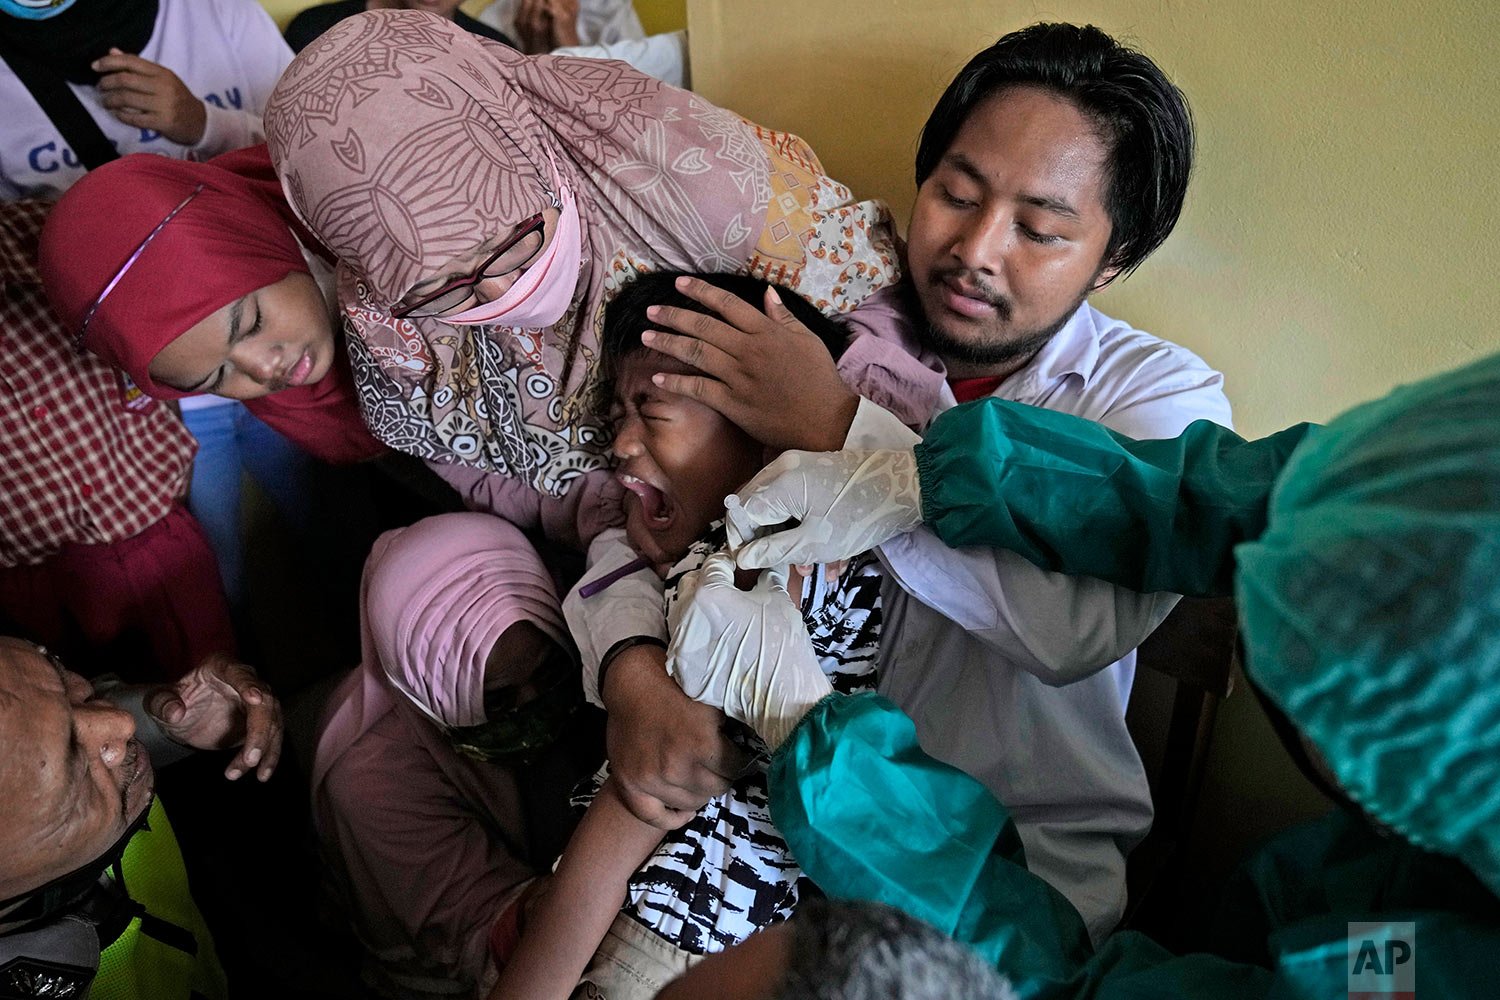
[488,778,665,1000]
[603,643,752,826]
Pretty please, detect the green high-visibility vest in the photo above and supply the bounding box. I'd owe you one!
[89,798,226,1000]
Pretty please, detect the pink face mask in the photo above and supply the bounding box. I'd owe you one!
[443,180,583,330]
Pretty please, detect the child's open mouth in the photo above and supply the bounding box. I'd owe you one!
[619,473,677,531]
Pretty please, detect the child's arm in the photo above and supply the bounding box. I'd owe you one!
[488,776,668,1000]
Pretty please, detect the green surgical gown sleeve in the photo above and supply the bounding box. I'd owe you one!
[770,693,1493,999]
[768,693,1270,998]
[913,399,1313,596]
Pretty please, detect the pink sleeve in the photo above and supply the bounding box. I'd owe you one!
[836,284,946,429]
[426,462,624,551]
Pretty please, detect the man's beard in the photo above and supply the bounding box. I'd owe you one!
[917,273,1087,370]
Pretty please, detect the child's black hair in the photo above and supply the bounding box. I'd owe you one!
[599,271,848,385]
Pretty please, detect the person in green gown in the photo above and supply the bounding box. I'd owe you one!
[654,353,1500,998]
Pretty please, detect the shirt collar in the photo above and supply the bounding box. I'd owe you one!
[1008,296,1104,389]
[989,300,1102,402]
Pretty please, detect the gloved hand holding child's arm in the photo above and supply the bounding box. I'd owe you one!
[665,553,832,751]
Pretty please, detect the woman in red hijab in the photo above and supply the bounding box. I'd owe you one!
[40,145,388,652]
[38,144,384,466]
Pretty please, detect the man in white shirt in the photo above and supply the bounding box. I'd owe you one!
[575,23,1231,941]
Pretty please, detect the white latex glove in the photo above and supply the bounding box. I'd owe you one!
[726,448,924,570]
[666,554,832,751]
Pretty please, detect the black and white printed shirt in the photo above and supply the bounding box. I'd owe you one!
[573,525,883,954]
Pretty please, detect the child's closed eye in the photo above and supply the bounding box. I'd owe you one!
[639,403,674,423]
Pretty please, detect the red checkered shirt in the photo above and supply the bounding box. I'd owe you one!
[0,200,196,568]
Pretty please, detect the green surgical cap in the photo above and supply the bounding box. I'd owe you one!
[1236,352,1500,895]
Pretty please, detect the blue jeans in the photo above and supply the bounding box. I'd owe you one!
[182,402,316,611]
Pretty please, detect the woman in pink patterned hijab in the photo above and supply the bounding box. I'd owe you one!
[264,9,899,496]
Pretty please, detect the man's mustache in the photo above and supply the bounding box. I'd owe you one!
[932,268,1012,319]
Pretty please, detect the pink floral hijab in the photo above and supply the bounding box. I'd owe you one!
[265,9,899,495]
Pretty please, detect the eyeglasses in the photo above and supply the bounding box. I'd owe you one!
[393,212,548,319]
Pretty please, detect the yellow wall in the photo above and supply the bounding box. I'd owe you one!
[635,0,686,35]
[689,0,1500,878]
[689,0,1500,437]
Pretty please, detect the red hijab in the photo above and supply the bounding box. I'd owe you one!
[38,146,384,465]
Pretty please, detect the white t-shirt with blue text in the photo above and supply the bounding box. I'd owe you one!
[0,0,291,200]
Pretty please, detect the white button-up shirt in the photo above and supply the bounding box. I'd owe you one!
[843,295,1233,941]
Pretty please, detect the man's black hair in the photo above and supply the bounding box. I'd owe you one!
[776,898,1012,999]
[600,271,848,385]
[915,22,1194,283]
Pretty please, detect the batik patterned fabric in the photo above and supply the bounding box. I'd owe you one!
[264,10,900,495]
[572,526,883,954]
